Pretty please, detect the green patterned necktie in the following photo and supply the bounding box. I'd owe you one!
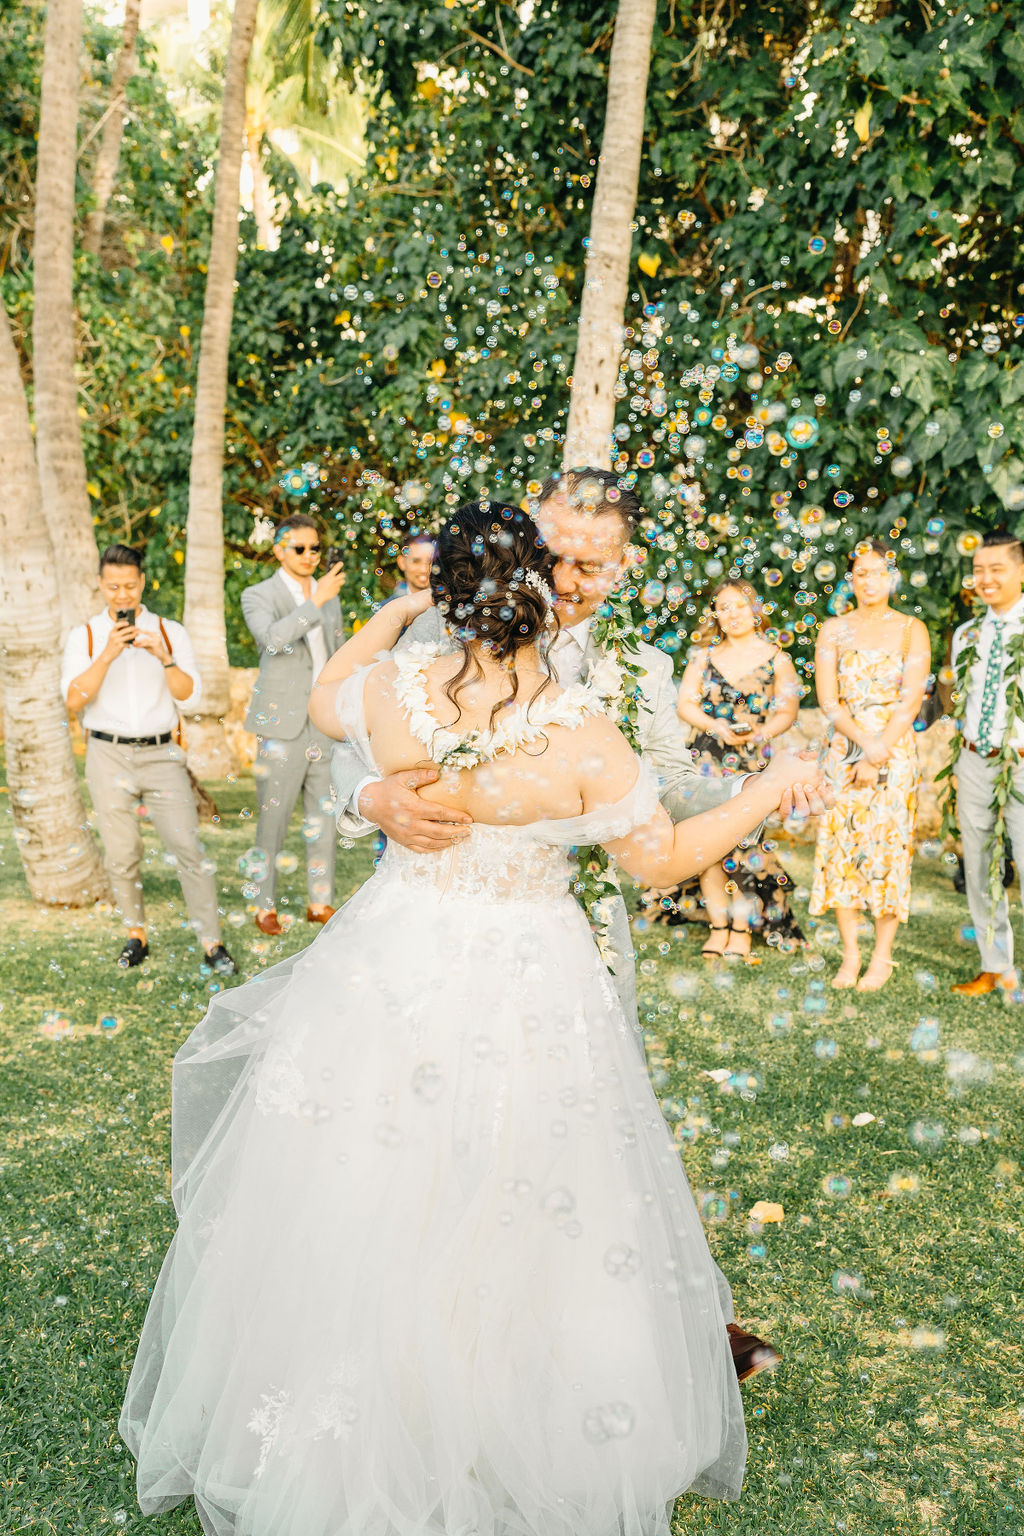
[976,618,1005,752]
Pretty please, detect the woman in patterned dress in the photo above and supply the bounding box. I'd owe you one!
[811,540,930,991]
[667,580,804,959]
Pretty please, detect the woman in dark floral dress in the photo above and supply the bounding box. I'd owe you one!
[644,580,805,958]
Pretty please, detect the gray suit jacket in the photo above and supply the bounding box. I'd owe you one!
[242,570,345,740]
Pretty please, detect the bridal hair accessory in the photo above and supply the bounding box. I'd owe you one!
[520,568,555,607]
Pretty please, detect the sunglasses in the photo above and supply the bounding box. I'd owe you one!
[284,543,321,556]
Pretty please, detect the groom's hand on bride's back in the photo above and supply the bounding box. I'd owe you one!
[357,768,474,852]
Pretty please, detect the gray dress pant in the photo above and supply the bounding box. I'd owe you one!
[955,747,1024,971]
[251,723,337,909]
[85,737,222,941]
[607,890,736,1326]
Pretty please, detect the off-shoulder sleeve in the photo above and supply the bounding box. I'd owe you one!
[332,666,378,776]
[527,760,662,847]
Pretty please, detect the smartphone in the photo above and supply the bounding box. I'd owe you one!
[730,721,753,737]
[324,547,345,573]
[116,607,136,643]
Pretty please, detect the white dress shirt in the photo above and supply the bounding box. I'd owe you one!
[61,607,200,736]
[550,616,594,686]
[278,569,328,678]
[951,597,1024,753]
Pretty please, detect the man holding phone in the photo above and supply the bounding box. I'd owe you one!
[241,515,345,934]
[61,543,237,974]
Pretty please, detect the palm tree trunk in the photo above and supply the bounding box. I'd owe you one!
[34,0,102,633]
[246,124,279,250]
[183,0,260,777]
[0,305,108,906]
[562,0,658,470]
[82,0,142,259]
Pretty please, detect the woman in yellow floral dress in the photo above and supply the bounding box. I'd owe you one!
[811,540,930,991]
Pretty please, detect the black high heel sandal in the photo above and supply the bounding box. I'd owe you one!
[701,925,730,958]
[725,925,759,965]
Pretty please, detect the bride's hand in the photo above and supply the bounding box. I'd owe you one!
[402,587,434,623]
[759,750,831,818]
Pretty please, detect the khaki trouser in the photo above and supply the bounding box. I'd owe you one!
[955,746,1024,972]
[85,736,222,942]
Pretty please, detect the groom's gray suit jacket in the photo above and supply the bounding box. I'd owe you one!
[330,609,735,1024]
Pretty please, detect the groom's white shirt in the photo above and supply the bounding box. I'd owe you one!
[951,597,1024,752]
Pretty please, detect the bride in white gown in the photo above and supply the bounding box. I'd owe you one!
[120,502,805,1536]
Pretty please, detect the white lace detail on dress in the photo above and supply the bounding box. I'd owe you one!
[393,641,617,769]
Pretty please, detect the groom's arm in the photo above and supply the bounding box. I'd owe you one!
[638,650,738,821]
[331,607,472,850]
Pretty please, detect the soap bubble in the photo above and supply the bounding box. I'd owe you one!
[832,1269,865,1296]
[909,1119,945,1148]
[768,1140,790,1161]
[822,1173,852,1199]
[603,1242,643,1279]
[910,1017,940,1052]
[582,1402,635,1442]
[807,235,827,254]
[785,414,820,448]
[987,421,1005,439]
[411,1062,444,1103]
[699,1190,729,1222]
[541,1187,576,1221]
[814,560,836,582]
[892,455,913,476]
[980,334,1002,355]
[426,272,442,288]
[888,1171,921,1197]
[834,490,854,508]
[1003,485,1024,512]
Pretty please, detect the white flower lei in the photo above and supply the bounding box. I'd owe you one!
[393,642,620,769]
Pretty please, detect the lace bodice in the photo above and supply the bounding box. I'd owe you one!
[334,661,660,904]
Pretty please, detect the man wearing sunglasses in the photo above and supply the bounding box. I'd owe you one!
[241,515,346,934]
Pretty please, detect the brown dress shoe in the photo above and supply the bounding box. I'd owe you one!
[727,1322,781,1383]
[306,905,337,924]
[255,909,284,936]
[951,971,1016,997]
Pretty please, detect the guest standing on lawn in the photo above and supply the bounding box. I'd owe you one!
[61,544,237,976]
[653,580,804,959]
[947,531,1024,997]
[811,540,930,992]
[241,516,345,935]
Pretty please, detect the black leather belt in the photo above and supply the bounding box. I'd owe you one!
[90,730,173,748]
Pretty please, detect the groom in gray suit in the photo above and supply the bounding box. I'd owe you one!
[242,515,346,935]
[331,468,830,1383]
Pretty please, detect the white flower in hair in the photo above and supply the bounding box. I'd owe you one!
[522,568,555,606]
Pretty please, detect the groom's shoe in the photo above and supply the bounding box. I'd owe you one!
[255,909,285,936]
[727,1323,781,1383]
[306,905,336,925]
[951,970,1018,997]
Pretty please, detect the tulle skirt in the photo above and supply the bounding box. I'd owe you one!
[120,868,746,1535]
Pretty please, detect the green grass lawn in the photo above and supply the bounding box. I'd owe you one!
[1,765,1021,1535]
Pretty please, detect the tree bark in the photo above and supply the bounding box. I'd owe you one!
[0,305,109,906]
[82,0,142,259]
[563,0,658,470]
[34,0,102,633]
[246,125,279,251]
[183,0,261,777]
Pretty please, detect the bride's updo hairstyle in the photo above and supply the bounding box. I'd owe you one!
[431,499,559,727]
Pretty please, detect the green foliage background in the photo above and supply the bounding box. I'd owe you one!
[2,0,1024,674]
